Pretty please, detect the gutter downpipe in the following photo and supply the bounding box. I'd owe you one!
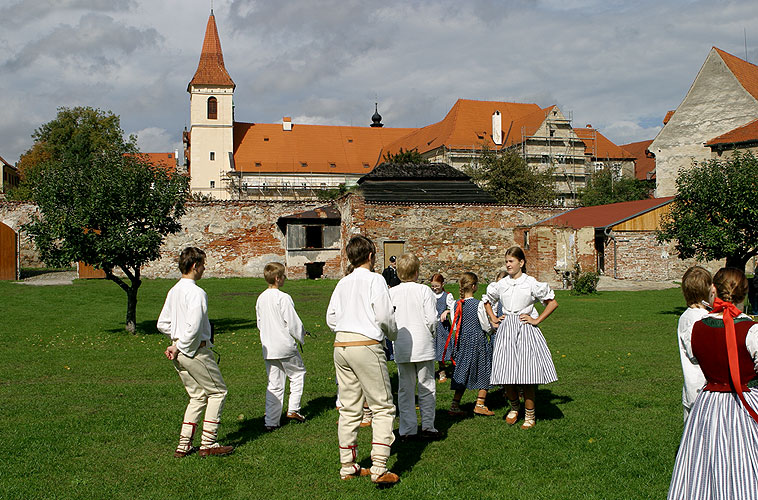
[604,226,617,279]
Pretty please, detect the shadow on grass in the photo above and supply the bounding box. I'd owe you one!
[658,306,687,317]
[109,317,256,336]
[536,387,572,421]
[225,415,266,448]
[301,395,337,421]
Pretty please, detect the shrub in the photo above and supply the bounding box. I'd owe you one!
[572,271,600,295]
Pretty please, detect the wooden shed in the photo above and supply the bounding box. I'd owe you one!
[0,221,19,280]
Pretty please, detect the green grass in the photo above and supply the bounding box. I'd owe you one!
[0,278,688,499]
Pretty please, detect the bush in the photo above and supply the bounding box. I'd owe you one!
[572,271,600,295]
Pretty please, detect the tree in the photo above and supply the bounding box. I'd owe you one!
[23,107,190,333]
[382,147,428,164]
[657,151,758,272]
[463,147,557,205]
[578,167,652,206]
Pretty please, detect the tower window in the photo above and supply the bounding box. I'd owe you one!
[207,97,217,120]
[210,180,215,188]
[210,152,215,161]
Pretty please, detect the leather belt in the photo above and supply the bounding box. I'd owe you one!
[333,340,380,347]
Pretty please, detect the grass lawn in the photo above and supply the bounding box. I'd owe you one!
[0,276,689,499]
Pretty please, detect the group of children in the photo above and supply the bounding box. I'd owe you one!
[157,238,560,485]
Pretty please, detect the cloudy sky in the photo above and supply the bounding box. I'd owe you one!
[2,0,758,163]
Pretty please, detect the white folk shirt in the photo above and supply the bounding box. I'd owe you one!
[326,267,398,341]
[390,282,438,362]
[255,288,306,359]
[157,278,212,357]
[485,273,555,319]
[677,307,710,412]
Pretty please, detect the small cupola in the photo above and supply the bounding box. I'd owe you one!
[370,103,384,128]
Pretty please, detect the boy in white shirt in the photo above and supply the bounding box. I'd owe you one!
[158,247,233,458]
[677,266,713,422]
[327,235,399,485]
[255,262,307,431]
[390,253,440,440]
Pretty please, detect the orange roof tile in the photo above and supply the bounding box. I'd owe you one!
[188,13,234,90]
[535,197,673,230]
[620,139,656,180]
[714,47,758,102]
[381,99,544,156]
[232,122,416,174]
[142,152,178,172]
[574,127,635,160]
[663,110,675,125]
[706,118,758,146]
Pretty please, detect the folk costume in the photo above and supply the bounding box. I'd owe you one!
[486,274,557,385]
[157,278,229,456]
[255,288,307,428]
[677,306,710,421]
[668,299,758,500]
[326,267,398,480]
[390,282,439,437]
[433,290,455,362]
[447,297,492,390]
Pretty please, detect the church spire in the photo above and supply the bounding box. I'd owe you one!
[188,11,235,91]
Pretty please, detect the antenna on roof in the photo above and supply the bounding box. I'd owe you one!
[211,0,214,15]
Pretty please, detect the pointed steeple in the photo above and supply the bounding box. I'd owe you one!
[188,11,235,91]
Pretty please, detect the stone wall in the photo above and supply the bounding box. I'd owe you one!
[0,201,43,268]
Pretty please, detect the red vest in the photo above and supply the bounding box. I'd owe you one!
[692,317,757,392]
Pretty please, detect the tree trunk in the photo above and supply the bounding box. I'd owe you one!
[125,284,138,334]
[725,254,749,274]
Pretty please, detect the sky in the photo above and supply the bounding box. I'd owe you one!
[2,0,758,164]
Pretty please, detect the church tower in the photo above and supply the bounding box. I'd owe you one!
[187,10,235,199]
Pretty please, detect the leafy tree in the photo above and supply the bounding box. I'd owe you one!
[579,167,652,206]
[23,107,189,333]
[463,147,557,205]
[657,151,758,272]
[382,147,428,164]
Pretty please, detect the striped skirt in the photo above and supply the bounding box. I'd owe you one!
[668,389,758,500]
[490,314,557,385]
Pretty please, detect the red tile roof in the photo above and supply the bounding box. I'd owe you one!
[188,13,235,90]
[232,122,416,174]
[381,99,545,156]
[714,47,758,102]
[706,118,758,146]
[535,196,673,230]
[142,152,177,172]
[620,139,656,180]
[574,127,635,160]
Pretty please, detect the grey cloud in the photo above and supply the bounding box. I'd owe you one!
[0,0,135,27]
[3,13,162,73]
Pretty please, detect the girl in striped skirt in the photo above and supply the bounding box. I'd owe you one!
[668,268,758,500]
[484,246,558,429]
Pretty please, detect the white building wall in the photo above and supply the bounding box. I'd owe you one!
[188,85,234,199]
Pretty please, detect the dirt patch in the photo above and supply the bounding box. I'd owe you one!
[17,271,77,286]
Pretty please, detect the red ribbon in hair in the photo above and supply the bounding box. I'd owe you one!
[711,297,758,425]
[442,299,464,366]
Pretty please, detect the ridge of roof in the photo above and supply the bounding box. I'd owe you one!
[532,196,674,230]
[0,155,11,167]
[188,13,235,91]
[573,127,635,160]
[713,47,758,102]
[706,117,758,146]
[620,139,656,180]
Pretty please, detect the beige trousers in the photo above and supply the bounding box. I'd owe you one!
[174,347,228,449]
[334,332,396,476]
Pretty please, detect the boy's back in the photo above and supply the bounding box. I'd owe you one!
[390,282,437,363]
[327,267,396,341]
[256,288,305,359]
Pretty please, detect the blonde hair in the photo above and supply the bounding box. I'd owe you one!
[681,266,712,306]
[459,272,478,294]
[396,253,420,281]
[713,267,748,304]
[263,262,286,284]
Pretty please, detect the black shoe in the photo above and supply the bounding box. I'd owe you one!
[420,429,442,440]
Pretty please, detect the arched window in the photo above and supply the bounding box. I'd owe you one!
[207,97,217,120]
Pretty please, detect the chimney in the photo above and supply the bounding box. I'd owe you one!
[585,124,592,128]
[282,117,292,131]
[492,111,502,145]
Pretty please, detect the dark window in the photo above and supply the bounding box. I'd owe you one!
[209,151,215,161]
[207,97,217,119]
[305,262,325,279]
[305,226,323,248]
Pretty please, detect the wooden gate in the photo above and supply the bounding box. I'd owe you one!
[0,222,18,280]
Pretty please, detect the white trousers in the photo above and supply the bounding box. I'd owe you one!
[333,332,396,476]
[396,360,437,436]
[264,353,306,427]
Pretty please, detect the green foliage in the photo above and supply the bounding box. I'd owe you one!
[22,107,189,332]
[657,151,758,271]
[579,167,652,206]
[0,279,690,499]
[317,183,354,201]
[571,271,600,295]
[464,147,558,205]
[382,147,428,164]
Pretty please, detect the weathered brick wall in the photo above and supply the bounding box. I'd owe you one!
[0,202,43,268]
[342,196,565,285]
[518,226,598,288]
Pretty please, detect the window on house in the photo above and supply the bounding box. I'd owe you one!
[305,226,323,248]
[363,163,370,168]
[300,162,308,167]
[524,230,530,250]
[255,162,262,167]
[329,162,336,168]
[549,129,555,137]
[207,97,217,120]
[210,180,215,188]
[210,152,215,161]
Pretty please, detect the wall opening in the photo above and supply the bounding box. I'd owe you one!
[305,225,323,248]
[305,262,324,279]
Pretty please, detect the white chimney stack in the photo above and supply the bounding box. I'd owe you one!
[492,111,502,145]
[282,117,292,131]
